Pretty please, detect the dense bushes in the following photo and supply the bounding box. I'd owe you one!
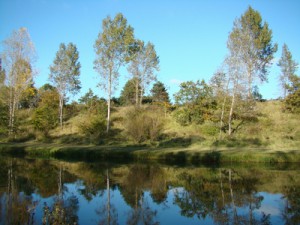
[78,115,106,144]
[124,106,165,143]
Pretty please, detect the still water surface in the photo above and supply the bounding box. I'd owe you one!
[0,157,299,225]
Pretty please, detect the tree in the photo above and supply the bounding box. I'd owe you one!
[1,27,36,135]
[173,80,216,125]
[49,43,81,129]
[120,78,142,106]
[0,58,5,85]
[33,85,60,137]
[150,81,170,103]
[230,6,277,98]
[278,44,299,98]
[79,89,98,112]
[94,13,135,132]
[127,40,159,106]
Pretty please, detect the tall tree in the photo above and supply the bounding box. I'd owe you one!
[127,40,159,106]
[277,44,299,98]
[1,27,36,135]
[49,43,81,128]
[150,81,170,103]
[94,13,135,132]
[230,6,277,98]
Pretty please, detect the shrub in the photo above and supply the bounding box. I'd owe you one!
[33,106,58,137]
[124,107,165,143]
[78,115,106,144]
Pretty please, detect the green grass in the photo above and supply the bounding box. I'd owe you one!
[1,142,300,163]
[1,100,299,163]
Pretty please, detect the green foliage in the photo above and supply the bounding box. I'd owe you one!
[32,87,59,137]
[252,85,263,101]
[150,81,170,103]
[173,80,217,126]
[49,42,81,128]
[278,44,299,97]
[120,78,142,106]
[228,6,277,98]
[19,84,38,108]
[0,102,8,136]
[78,89,107,114]
[78,115,106,144]
[127,40,160,106]
[49,43,81,95]
[124,107,165,143]
[285,89,300,114]
[94,13,135,131]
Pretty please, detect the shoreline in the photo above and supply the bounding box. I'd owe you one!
[1,142,300,164]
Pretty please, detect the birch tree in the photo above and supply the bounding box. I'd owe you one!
[1,27,36,135]
[232,6,277,98]
[278,44,299,98]
[94,13,135,132]
[127,40,159,106]
[49,43,81,129]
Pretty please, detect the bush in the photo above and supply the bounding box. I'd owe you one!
[124,107,165,143]
[78,115,106,144]
[200,123,219,137]
[33,106,58,137]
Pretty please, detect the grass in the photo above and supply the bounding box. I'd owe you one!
[1,100,299,163]
[1,141,300,164]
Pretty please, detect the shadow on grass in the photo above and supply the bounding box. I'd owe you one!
[213,137,265,148]
[158,137,192,148]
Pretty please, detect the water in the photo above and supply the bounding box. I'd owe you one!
[0,157,299,225]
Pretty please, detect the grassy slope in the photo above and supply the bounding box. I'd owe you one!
[0,100,300,163]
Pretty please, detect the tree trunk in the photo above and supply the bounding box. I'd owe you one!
[135,78,139,107]
[107,74,112,133]
[139,86,143,107]
[247,67,253,99]
[228,92,235,136]
[59,96,64,129]
[8,86,14,135]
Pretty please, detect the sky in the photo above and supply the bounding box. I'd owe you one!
[1,0,300,101]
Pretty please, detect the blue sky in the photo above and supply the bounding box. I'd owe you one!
[1,0,299,101]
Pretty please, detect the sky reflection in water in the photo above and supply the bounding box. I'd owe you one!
[0,157,299,225]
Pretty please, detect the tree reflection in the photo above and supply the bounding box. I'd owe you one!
[119,164,160,225]
[42,163,79,225]
[174,168,270,224]
[97,169,118,225]
[282,175,300,225]
[0,159,38,225]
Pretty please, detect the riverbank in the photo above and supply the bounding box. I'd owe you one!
[1,142,300,164]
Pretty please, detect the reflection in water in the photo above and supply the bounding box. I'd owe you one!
[0,157,299,225]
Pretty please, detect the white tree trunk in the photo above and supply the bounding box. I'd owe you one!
[107,74,112,133]
[59,96,64,129]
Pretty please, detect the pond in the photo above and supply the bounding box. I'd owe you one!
[0,156,299,225]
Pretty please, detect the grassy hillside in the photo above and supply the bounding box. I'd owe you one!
[0,100,300,163]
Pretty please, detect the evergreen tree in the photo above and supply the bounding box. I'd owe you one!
[120,78,142,106]
[150,81,170,103]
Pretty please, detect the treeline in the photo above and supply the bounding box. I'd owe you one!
[0,7,299,144]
